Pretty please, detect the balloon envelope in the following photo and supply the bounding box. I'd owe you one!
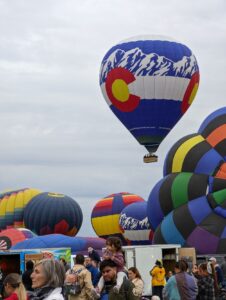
[91,192,144,243]
[0,188,41,230]
[148,107,226,254]
[100,35,199,154]
[24,192,83,236]
[0,228,36,249]
[119,201,153,245]
[11,234,106,254]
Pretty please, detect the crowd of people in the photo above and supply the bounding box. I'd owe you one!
[1,241,226,300]
[150,256,226,300]
[0,237,142,300]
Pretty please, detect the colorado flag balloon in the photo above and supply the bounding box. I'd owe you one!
[99,35,199,159]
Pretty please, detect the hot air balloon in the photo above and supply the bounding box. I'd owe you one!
[0,228,36,249]
[24,192,83,236]
[119,201,153,245]
[147,107,226,254]
[99,35,199,163]
[0,188,41,230]
[91,192,144,243]
[12,234,106,255]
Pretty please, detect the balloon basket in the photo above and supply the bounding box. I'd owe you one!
[143,154,158,163]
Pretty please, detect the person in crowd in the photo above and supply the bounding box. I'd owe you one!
[196,262,216,300]
[65,253,94,300]
[221,256,226,288]
[3,273,27,300]
[165,271,173,282]
[0,264,4,297]
[59,257,70,272]
[191,264,200,279]
[150,259,166,300]
[84,257,100,287]
[162,260,198,300]
[30,258,65,300]
[93,237,126,297]
[98,259,140,300]
[128,267,144,297]
[87,248,101,268]
[22,260,34,292]
[209,257,224,287]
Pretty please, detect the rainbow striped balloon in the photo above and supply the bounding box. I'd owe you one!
[0,188,41,230]
[91,192,144,243]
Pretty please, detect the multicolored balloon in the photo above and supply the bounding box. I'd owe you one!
[0,188,41,230]
[91,192,144,243]
[24,192,83,236]
[0,228,36,249]
[147,107,226,254]
[99,35,199,157]
[119,201,153,245]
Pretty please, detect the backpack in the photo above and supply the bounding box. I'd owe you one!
[64,268,84,296]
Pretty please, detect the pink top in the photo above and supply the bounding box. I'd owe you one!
[103,249,125,272]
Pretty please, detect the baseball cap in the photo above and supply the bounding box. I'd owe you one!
[155,259,162,266]
[209,257,216,262]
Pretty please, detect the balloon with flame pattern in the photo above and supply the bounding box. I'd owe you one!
[24,192,83,236]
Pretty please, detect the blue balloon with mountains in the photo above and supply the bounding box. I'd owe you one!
[99,36,200,157]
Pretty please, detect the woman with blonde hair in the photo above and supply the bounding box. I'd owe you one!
[3,273,27,300]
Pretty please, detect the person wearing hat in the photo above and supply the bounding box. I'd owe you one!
[150,259,166,300]
[209,257,224,287]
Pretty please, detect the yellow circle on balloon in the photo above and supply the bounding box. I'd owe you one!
[48,193,64,198]
[112,79,129,102]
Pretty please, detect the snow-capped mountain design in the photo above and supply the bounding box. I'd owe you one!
[119,213,151,230]
[100,47,198,84]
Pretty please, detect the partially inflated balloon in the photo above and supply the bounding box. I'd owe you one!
[147,107,226,254]
[0,188,41,230]
[12,234,106,255]
[100,36,199,159]
[0,228,36,249]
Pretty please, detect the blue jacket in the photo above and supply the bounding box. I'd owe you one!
[86,264,100,287]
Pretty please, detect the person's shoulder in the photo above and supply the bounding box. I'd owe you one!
[166,274,176,284]
[122,277,134,290]
[184,272,198,285]
[45,288,64,300]
[115,251,124,257]
[121,278,140,299]
[4,293,19,300]
[134,277,143,284]
[80,267,91,277]
[73,264,86,271]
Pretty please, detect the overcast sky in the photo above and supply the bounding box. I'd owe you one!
[0,0,226,236]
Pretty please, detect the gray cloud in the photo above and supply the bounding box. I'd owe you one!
[0,0,225,236]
